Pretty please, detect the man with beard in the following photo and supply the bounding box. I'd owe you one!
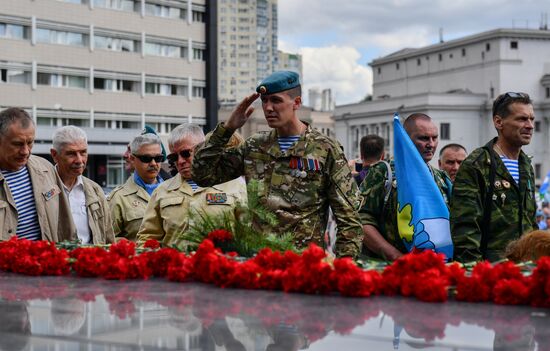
[51,126,114,245]
[451,92,538,262]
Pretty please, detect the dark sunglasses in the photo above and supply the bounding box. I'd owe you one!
[167,149,193,163]
[133,154,165,163]
[494,92,529,113]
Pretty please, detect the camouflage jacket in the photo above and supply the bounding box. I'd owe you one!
[450,138,537,262]
[192,122,364,257]
[359,160,452,258]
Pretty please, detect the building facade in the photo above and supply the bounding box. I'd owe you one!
[218,0,277,105]
[0,0,215,187]
[277,50,302,77]
[334,28,550,183]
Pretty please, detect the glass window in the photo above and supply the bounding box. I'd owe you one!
[193,48,205,61]
[36,28,85,46]
[37,72,87,89]
[192,11,205,22]
[0,23,27,39]
[37,117,56,126]
[94,0,136,12]
[7,70,30,84]
[95,35,136,52]
[94,120,108,128]
[440,123,450,140]
[145,42,182,58]
[192,86,205,98]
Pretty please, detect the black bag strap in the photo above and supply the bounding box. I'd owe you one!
[480,144,497,259]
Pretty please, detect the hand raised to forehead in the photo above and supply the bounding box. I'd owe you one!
[225,93,260,130]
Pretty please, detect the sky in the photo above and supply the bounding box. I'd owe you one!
[278,0,550,106]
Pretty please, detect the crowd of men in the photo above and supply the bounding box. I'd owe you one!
[0,70,543,262]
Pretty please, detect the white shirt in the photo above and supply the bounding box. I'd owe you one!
[62,175,91,244]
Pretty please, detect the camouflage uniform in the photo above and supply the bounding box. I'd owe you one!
[192,122,364,257]
[359,160,452,258]
[450,138,537,262]
[107,175,151,241]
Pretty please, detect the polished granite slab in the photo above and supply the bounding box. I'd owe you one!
[0,272,547,351]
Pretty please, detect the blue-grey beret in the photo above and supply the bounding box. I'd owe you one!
[256,71,300,95]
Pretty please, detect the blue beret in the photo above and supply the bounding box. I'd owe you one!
[141,124,167,159]
[256,71,300,95]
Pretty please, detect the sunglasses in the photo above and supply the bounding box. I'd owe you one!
[133,154,165,163]
[494,92,529,113]
[167,149,193,163]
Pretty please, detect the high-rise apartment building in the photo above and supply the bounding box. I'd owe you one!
[218,0,277,105]
[0,0,216,187]
[278,50,302,78]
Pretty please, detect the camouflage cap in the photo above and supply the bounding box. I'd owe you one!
[142,124,167,159]
[256,70,300,95]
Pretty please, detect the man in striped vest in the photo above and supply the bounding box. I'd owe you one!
[0,107,76,242]
[451,92,538,262]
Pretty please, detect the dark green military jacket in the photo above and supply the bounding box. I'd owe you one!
[450,138,537,263]
[192,122,364,257]
[359,160,452,258]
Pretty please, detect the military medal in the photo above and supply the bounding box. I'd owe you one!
[502,180,511,189]
[494,180,502,190]
[300,171,307,178]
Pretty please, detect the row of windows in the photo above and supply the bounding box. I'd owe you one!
[57,0,206,22]
[377,41,519,75]
[0,21,206,60]
[36,116,187,133]
[0,66,206,98]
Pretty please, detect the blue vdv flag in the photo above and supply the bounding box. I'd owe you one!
[539,171,550,199]
[393,113,453,260]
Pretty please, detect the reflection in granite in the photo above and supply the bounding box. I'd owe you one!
[0,272,547,350]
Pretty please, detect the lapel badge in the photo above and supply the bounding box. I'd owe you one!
[43,187,57,201]
[494,180,502,190]
[502,180,511,189]
[132,200,140,208]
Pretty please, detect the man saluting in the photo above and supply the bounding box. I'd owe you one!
[192,71,363,257]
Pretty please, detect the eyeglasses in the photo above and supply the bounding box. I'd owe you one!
[167,149,193,163]
[493,92,529,114]
[133,154,165,163]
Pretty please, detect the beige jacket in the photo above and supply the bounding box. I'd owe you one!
[107,175,151,241]
[81,177,115,244]
[0,155,76,242]
[136,176,247,247]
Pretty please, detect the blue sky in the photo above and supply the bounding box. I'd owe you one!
[278,0,550,105]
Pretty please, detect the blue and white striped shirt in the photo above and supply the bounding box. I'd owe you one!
[278,135,300,153]
[187,180,199,192]
[500,156,520,184]
[1,167,41,241]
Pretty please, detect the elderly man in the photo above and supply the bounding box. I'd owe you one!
[438,143,467,182]
[192,71,363,257]
[108,133,165,241]
[360,113,452,260]
[451,92,537,262]
[136,124,246,247]
[51,126,114,245]
[0,107,75,242]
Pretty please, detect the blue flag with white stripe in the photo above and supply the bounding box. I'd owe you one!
[393,113,453,260]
